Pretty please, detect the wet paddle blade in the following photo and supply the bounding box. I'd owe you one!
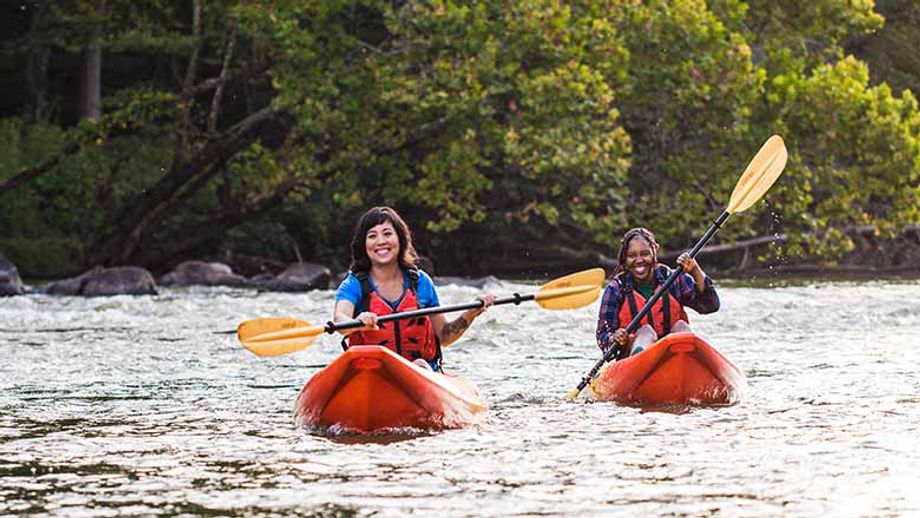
[563,387,582,400]
[727,135,788,213]
[535,268,606,310]
[237,317,323,357]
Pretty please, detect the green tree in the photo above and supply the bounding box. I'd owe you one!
[2,0,919,277]
[610,0,765,252]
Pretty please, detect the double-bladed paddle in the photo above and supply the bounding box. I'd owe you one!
[238,267,606,357]
[566,135,789,399]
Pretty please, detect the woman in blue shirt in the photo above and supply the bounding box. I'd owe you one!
[333,206,495,370]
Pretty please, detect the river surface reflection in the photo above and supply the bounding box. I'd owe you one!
[2,279,919,516]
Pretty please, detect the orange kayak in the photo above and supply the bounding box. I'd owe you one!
[590,332,745,407]
[294,345,487,432]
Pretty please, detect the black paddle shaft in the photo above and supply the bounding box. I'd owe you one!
[573,210,731,393]
[324,293,535,333]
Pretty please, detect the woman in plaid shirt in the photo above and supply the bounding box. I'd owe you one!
[596,228,721,359]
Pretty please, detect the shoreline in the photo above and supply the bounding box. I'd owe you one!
[13,263,920,294]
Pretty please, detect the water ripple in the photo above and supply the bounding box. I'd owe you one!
[2,281,920,516]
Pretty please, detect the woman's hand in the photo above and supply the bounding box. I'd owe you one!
[612,328,630,346]
[676,252,699,274]
[356,311,379,330]
[677,251,708,291]
[467,294,496,319]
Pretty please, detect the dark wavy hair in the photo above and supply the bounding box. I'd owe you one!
[349,206,419,273]
[613,227,660,276]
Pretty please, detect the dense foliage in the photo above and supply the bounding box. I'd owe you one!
[1,0,917,277]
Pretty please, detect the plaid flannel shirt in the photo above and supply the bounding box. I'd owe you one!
[595,265,720,352]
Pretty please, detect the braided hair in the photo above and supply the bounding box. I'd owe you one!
[613,227,660,277]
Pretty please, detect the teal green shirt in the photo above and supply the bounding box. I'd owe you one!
[635,282,655,299]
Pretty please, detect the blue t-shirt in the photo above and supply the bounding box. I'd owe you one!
[335,270,440,316]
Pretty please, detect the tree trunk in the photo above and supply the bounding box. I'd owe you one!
[77,44,102,121]
[125,174,310,268]
[87,106,284,266]
[26,48,50,123]
[23,2,50,124]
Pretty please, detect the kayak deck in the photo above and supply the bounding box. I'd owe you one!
[295,345,487,432]
[590,332,745,407]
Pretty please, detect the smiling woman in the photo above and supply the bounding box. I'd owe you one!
[331,206,495,372]
[596,227,722,358]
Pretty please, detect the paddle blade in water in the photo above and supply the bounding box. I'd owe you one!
[563,387,583,400]
[535,268,605,309]
[727,135,788,213]
[237,317,322,357]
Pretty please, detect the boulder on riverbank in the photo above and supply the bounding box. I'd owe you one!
[0,254,24,296]
[159,261,247,287]
[219,253,289,278]
[254,262,331,292]
[44,266,157,296]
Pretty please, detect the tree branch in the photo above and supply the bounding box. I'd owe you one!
[208,19,238,135]
[191,62,272,96]
[131,168,325,267]
[659,233,788,261]
[89,105,283,265]
[1,118,138,197]
[175,0,203,160]
[0,142,80,196]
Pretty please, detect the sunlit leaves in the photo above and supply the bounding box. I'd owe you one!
[768,55,920,257]
[4,0,920,272]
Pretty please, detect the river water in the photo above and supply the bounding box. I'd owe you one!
[2,278,919,516]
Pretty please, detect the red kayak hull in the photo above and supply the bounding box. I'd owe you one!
[295,346,487,432]
[590,332,745,406]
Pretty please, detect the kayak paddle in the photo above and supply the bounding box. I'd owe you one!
[566,135,788,399]
[239,267,606,357]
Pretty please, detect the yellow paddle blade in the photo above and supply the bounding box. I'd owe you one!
[243,322,326,343]
[534,285,603,310]
[727,135,788,213]
[237,317,310,341]
[535,268,606,309]
[243,336,319,357]
[237,317,324,357]
[563,388,582,400]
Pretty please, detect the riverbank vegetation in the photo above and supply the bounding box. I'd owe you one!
[1,0,918,278]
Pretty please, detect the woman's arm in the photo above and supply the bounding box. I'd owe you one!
[431,295,495,346]
[674,255,720,314]
[676,253,707,292]
[596,283,624,352]
[332,299,377,335]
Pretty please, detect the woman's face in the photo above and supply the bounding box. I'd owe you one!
[365,221,400,267]
[625,237,655,283]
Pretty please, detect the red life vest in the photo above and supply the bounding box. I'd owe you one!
[615,266,688,338]
[346,270,442,367]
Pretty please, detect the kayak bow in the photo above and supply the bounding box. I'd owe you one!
[590,332,746,407]
[295,346,487,432]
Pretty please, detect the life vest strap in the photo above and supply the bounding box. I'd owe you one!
[617,268,684,340]
[355,267,420,310]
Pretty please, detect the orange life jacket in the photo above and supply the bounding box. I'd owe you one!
[615,266,689,338]
[346,270,442,367]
